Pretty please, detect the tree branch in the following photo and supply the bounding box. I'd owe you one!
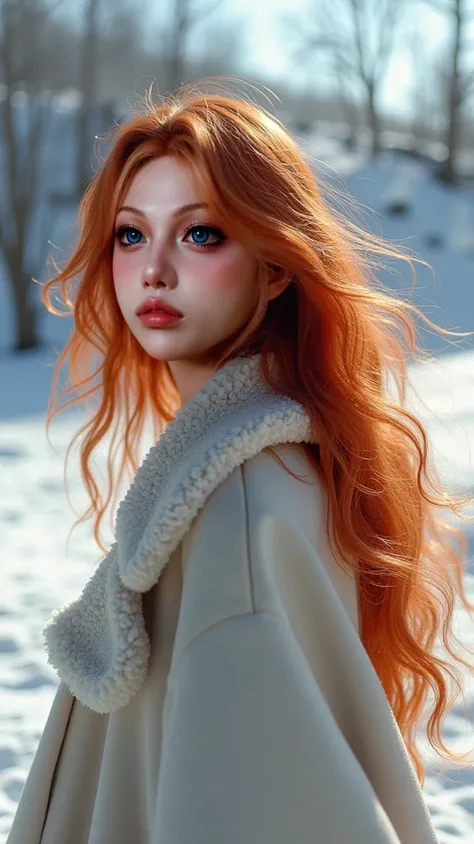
[25,96,52,224]
[460,66,474,97]
[291,31,357,76]
[180,0,222,37]
[419,0,455,14]
[195,0,222,18]
[348,0,369,84]
[373,0,406,78]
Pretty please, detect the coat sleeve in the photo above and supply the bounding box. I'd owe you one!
[151,609,407,844]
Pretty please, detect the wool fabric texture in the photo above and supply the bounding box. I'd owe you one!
[43,353,315,714]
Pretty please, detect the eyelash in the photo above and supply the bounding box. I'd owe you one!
[114,222,227,250]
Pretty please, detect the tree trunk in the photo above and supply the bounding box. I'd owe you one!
[333,57,358,149]
[77,0,99,197]
[76,104,91,196]
[439,0,462,185]
[341,98,358,150]
[368,83,381,159]
[8,270,40,352]
[439,100,459,184]
[167,0,187,92]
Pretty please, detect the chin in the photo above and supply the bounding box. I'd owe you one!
[139,340,207,363]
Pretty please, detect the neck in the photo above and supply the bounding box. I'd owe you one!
[167,359,220,408]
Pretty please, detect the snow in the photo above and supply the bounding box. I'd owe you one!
[1,127,473,842]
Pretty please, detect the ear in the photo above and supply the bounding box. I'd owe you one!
[266,264,293,302]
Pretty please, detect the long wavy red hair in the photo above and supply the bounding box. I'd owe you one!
[41,81,474,787]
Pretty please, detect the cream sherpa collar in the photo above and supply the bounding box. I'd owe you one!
[43,354,315,714]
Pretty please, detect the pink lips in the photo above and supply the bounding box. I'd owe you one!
[138,311,182,328]
[135,296,183,318]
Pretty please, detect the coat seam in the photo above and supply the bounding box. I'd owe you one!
[239,463,256,615]
[169,609,287,680]
[169,463,258,681]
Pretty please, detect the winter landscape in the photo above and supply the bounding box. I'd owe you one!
[0,120,474,843]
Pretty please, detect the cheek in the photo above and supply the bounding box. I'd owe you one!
[112,249,135,291]
[199,249,257,295]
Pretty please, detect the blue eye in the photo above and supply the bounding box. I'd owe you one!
[191,227,211,244]
[114,222,226,250]
[115,225,144,247]
[184,224,226,248]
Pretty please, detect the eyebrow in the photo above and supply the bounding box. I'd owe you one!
[117,202,209,219]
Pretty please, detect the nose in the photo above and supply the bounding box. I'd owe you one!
[141,245,177,290]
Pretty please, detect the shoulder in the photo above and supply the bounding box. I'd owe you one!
[232,443,332,561]
[174,441,360,665]
[178,441,323,616]
[184,442,326,559]
[179,440,354,623]
[240,442,325,525]
[239,444,359,631]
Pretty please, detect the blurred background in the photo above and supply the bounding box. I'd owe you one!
[1,0,474,371]
[1,2,474,842]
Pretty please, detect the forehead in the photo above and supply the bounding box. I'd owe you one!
[122,155,208,208]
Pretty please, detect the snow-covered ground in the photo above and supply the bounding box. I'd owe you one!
[0,127,473,842]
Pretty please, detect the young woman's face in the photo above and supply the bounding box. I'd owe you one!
[112,155,260,367]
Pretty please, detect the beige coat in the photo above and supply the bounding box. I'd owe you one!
[7,354,439,843]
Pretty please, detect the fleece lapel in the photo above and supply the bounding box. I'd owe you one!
[43,355,315,714]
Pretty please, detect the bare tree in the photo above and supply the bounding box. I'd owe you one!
[95,2,144,104]
[76,0,99,195]
[329,47,360,148]
[287,0,407,158]
[193,21,244,80]
[407,31,450,153]
[164,0,224,93]
[0,0,62,351]
[77,0,141,195]
[421,0,474,183]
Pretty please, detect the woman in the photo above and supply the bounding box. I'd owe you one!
[7,82,474,843]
